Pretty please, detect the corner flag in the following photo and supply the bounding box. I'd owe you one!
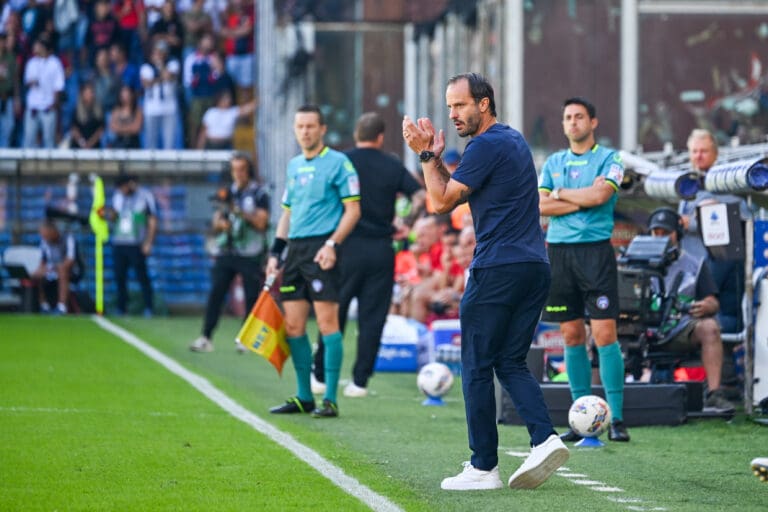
[88,174,109,315]
[236,277,290,375]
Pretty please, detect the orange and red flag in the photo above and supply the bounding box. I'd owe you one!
[236,289,290,375]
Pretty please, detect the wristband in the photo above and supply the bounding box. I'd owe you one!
[270,237,287,257]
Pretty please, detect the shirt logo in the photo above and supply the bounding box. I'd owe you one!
[569,169,580,180]
[347,174,360,196]
[607,163,624,184]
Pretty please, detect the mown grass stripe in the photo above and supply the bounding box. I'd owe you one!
[92,315,404,512]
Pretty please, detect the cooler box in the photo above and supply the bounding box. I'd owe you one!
[375,315,425,372]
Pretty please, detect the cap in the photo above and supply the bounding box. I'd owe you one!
[647,208,680,233]
[443,149,461,165]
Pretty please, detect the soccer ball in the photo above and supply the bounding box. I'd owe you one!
[568,395,612,438]
[417,362,454,398]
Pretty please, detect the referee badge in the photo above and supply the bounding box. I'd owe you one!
[312,279,324,293]
[596,295,610,310]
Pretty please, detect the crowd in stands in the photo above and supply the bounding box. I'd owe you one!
[0,0,256,150]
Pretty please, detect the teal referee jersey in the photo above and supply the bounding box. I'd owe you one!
[539,144,623,244]
[281,146,361,239]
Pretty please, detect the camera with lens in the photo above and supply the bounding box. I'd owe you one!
[616,235,679,339]
[209,187,245,247]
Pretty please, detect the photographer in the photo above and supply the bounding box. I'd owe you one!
[189,153,270,353]
[646,208,735,413]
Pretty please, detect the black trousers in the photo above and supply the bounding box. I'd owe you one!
[313,237,394,387]
[113,244,153,313]
[202,253,264,339]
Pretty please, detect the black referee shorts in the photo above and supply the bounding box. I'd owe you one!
[541,240,619,323]
[279,235,341,303]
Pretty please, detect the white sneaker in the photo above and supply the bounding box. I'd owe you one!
[508,434,569,489]
[441,462,503,491]
[235,340,248,354]
[343,382,368,398]
[310,373,326,395]
[189,336,213,353]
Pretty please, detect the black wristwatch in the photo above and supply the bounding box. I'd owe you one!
[419,150,436,162]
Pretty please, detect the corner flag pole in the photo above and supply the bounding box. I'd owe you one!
[88,174,109,315]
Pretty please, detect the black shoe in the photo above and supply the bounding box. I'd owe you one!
[608,420,630,442]
[311,399,339,418]
[269,396,315,414]
[559,429,583,443]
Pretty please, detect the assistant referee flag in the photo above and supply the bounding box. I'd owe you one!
[236,286,290,375]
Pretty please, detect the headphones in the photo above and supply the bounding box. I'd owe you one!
[647,207,684,241]
[232,151,255,178]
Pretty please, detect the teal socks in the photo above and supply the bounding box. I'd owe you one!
[597,342,625,422]
[287,335,312,402]
[564,344,592,401]
[322,331,343,403]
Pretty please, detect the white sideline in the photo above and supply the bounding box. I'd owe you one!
[93,316,404,512]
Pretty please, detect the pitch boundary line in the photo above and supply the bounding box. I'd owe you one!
[92,316,404,512]
[506,451,668,511]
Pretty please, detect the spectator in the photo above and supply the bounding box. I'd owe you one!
[23,37,64,148]
[189,153,270,353]
[107,173,157,316]
[209,49,235,98]
[0,32,20,147]
[31,219,82,315]
[92,47,119,116]
[182,32,216,147]
[220,0,254,102]
[20,0,50,55]
[109,42,140,92]
[143,0,164,31]
[401,214,447,324]
[70,81,104,148]
[109,84,142,148]
[646,207,736,413]
[53,0,79,66]
[181,0,212,62]
[196,89,254,150]
[139,39,180,149]
[112,0,144,66]
[149,0,183,62]
[83,0,119,67]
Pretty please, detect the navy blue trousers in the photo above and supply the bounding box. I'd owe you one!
[460,262,556,470]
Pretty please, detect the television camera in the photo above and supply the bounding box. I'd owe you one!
[616,234,690,380]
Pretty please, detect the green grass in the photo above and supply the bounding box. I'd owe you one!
[1,314,766,511]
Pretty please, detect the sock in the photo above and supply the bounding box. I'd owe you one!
[564,344,592,401]
[322,331,343,403]
[598,342,625,422]
[287,335,312,402]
